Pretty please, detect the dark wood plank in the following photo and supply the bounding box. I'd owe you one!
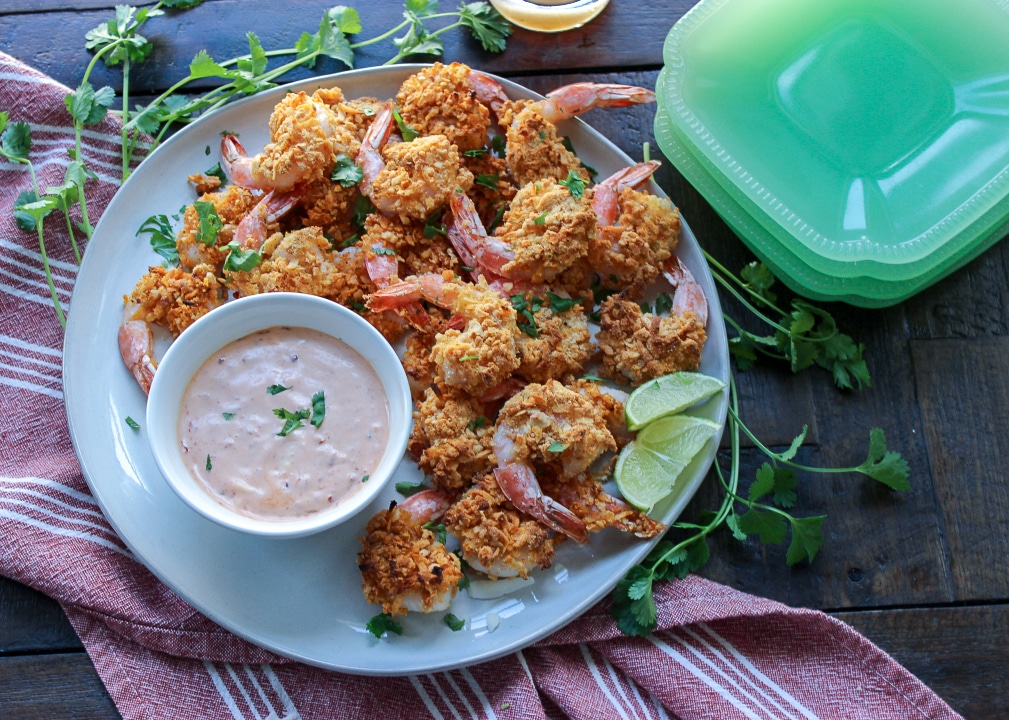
[834,604,1009,720]
[912,336,1009,601]
[0,654,121,720]
[0,577,81,653]
[0,0,694,93]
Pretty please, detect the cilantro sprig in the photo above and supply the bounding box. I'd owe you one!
[706,256,871,391]
[610,373,910,637]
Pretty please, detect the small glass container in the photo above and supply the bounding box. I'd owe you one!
[490,0,610,33]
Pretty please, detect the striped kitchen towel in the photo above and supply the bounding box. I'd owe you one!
[0,49,963,720]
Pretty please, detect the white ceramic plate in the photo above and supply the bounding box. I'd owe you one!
[63,65,729,675]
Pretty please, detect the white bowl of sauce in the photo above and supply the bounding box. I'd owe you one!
[147,292,411,538]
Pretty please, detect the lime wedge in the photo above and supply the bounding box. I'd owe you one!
[614,415,721,511]
[625,372,727,431]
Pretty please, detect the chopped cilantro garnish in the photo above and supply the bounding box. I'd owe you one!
[338,234,360,250]
[395,481,426,496]
[331,154,364,187]
[463,148,488,157]
[124,416,140,431]
[533,212,547,226]
[546,292,579,314]
[392,107,419,141]
[654,291,673,316]
[311,391,325,428]
[558,169,586,199]
[547,441,567,453]
[468,415,488,432]
[222,412,235,420]
[475,173,499,191]
[137,214,179,266]
[366,613,403,638]
[193,200,223,246]
[222,242,262,273]
[205,454,213,471]
[204,162,227,185]
[444,613,465,631]
[361,474,370,483]
[267,384,291,395]
[422,521,447,545]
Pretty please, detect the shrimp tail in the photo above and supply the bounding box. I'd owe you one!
[592,160,662,227]
[357,104,395,197]
[494,464,589,544]
[539,83,657,123]
[399,488,452,524]
[663,256,708,326]
[118,320,157,395]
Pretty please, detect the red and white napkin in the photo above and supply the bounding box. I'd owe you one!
[0,50,962,720]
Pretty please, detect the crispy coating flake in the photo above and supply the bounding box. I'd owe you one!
[429,275,522,396]
[187,173,221,195]
[358,504,463,616]
[124,264,223,336]
[444,474,554,579]
[516,303,592,383]
[544,473,666,538]
[408,385,496,495]
[396,62,491,153]
[496,379,616,480]
[597,296,706,386]
[497,178,596,283]
[589,189,681,294]
[371,135,474,224]
[176,185,257,271]
[503,100,591,187]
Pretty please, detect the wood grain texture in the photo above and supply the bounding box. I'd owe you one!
[0,654,122,720]
[0,0,695,93]
[834,603,1009,720]
[912,336,1009,601]
[0,577,81,653]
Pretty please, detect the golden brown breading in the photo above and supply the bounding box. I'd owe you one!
[370,135,474,224]
[257,91,341,189]
[408,385,495,495]
[427,275,522,396]
[463,152,517,230]
[516,302,592,383]
[503,100,591,187]
[495,379,616,480]
[596,296,706,386]
[497,177,596,283]
[362,213,462,278]
[357,504,463,616]
[589,189,681,295]
[396,62,491,153]
[544,473,666,538]
[124,264,224,336]
[443,474,554,579]
[176,185,257,271]
[228,227,343,297]
[295,181,359,242]
[187,172,221,195]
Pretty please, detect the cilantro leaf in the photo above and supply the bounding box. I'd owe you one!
[785,515,825,565]
[366,612,403,638]
[610,565,656,636]
[223,243,262,273]
[740,261,777,305]
[856,428,910,491]
[422,521,447,545]
[65,82,116,126]
[546,292,579,314]
[458,2,512,53]
[0,120,32,162]
[392,107,419,141]
[395,482,427,496]
[193,200,222,246]
[310,391,326,429]
[125,416,140,431]
[444,613,465,631]
[558,169,586,199]
[267,384,291,395]
[137,214,179,265]
[475,173,499,190]
[331,154,364,187]
[736,508,788,545]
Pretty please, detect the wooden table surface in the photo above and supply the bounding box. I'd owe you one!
[2,1,1007,717]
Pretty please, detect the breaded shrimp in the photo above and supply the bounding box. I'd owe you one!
[596,271,707,386]
[368,272,522,396]
[123,263,224,338]
[408,384,496,495]
[396,62,492,153]
[358,492,463,616]
[228,227,345,298]
[175,185,257,271]
[515,300,592,384]
[444,474,555,579]
[544,473,667,538]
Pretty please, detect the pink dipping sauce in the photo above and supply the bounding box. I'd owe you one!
[178,326,389,520]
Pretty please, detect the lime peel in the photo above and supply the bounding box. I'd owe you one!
[624,372,726,431]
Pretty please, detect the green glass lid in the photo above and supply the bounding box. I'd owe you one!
[654,104,1009,307]
[659,0,1009,271]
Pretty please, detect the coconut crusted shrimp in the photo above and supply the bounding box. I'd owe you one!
[447,177,596,286]
[119,264,224,393]
[589,161,682,294]
[471,74,656,187]
[227,227,345,297]
[407,384,496,495]
[597,257,708,386]
[396,62,492,153]
[357,106,474,225]
[515,299,592,384]
[358,491,463,616]
[175,185,258,271]
[443,473,555,579]
[492,380,623,543]
[368,272,521,396]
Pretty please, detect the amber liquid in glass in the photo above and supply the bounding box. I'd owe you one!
[489,0,610,32]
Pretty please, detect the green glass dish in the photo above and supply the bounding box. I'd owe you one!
[656,67,1009,284]
[654,104,1009,307]
[658,0,1009,290]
